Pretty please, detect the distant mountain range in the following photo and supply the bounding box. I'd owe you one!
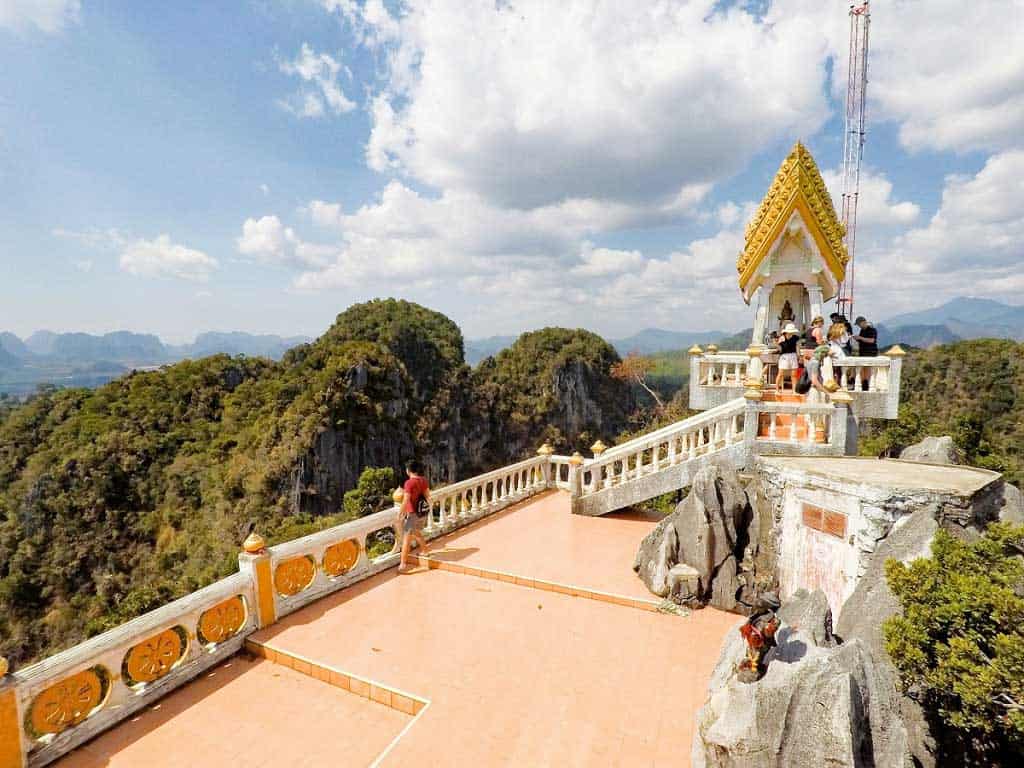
[4,296,1018,395]
[0,330,311,396]
[882,297,1024,343]
[465,328,728,364]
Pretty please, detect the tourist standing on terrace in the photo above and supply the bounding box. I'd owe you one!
[398,460,430,573]
[853,316,878,391]
[774,323,801,392]
[830,312,853,355]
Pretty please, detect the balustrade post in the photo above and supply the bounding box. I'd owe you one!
[536,443,555,488]
[238,530,276,630]
[885,346,905,419]
[742,392,761,465]
[567,452,584,500]
[830,390,852,455]
[689,345,704,402]
[0,655,26,768]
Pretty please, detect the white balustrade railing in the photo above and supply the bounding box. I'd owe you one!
[691,348,903,419]
[422,455,549,532]
[752,401,837,450]
[579,399,747,498]
[549,455,574,490]
[697,353,749,387]
[830,356,891,392]
[11,572,256,767]
[3,454,554,768]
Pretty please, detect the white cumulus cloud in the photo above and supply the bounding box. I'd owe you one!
[237,214,334,268]
[772,0,1024,154]
[0,0,79,33]
[119,235,218,282]
[359,0,832,208]
[276,43,356,118]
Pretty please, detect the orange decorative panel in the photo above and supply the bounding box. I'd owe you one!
[198,596,247,645]
[123,627,186,685]
[28,667,108,737]
[274,556,315,597]
[322,539,360,577]
[802,504,847,540]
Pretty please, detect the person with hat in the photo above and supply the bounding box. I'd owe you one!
[774,323,801,392]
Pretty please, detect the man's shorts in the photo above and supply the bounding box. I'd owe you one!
[403,513,425,534]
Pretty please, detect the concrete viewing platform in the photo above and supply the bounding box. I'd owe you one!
[52,491,738,768]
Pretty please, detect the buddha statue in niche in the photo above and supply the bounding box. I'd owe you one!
[778,299,795,327]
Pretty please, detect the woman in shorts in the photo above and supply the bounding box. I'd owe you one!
[774,323,801,392]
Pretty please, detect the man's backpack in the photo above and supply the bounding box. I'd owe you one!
[794,367,812,395]
[415,495,430,518]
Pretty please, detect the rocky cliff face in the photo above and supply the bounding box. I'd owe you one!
[289,317,634,516]
[693,590,908,768]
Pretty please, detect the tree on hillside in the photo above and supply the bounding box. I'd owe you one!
[611,352,665,410]
[883,523,1024,761]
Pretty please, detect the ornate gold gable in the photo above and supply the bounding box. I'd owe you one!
[737,142,848,294]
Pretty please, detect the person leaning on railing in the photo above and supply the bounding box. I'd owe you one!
[853,316,878,392]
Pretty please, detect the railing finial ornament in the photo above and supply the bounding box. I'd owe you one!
[590,440,607,457]
[568,451,584,466]
[242,531,266,555]
[886,345,906,357]
[536,442,554,457]
[0,655,8,677]
[391,487,405,505]
[706,343,719,355]
[829,389,854,404]
[688,344,703,356]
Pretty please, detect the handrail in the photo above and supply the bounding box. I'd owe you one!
[600,398,746,459]
[12,572,256,766]
[4,451,556,768]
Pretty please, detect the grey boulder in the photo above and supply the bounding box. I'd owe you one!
[633,463,749,610]
[899,435,963,465]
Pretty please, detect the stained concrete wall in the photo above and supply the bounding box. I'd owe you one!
[756,456,1003,623]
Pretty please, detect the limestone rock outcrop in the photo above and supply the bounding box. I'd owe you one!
[693,590,906,768]
[998,481,1024,525]
[899,435,963,465]
[837,509,940,768]
[633,463,774,612]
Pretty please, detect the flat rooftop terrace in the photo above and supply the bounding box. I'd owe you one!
[54,491,738,768]
[760,455,1001,495]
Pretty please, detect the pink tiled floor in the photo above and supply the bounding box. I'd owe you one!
[52,491,739,768]
[256,566,739,767]
[54,657,410,768]
[425,489,663,600]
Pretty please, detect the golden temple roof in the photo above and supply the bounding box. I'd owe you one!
[737,142,848,293]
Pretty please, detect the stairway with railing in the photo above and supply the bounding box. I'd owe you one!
[567,390,851,516]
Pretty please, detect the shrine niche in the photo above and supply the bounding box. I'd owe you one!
[736,142,849,346]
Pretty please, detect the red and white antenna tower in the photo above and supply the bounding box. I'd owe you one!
[837,1,870,319]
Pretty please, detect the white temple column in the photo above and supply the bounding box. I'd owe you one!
[807,286,824,323]
[751,286,768,345]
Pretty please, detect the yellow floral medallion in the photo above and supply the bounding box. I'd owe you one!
[29,667,107,737]
[123,628,185,686]
[274,556,315,596]
[323,539,360,577]
[197,595,247,646]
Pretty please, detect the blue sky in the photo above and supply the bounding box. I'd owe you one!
[2,1,1022,342]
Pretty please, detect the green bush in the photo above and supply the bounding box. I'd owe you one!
[883,523,1024,757]
[343,467,397,519]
